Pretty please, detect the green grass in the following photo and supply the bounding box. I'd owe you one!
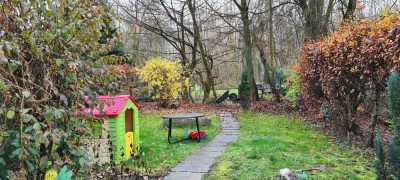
[204,112,374,180]
[126,112,220,174]
[191,89,239,96]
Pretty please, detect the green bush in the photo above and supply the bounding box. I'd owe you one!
[285,66,302,107]
[387,71,400,179]
[374,71,400,180]
[0,1,123,178]
[374,130,386,180]
[388,70,400,135]
[386,135,400,178]
[238,69,250,110]
[262,93,274,101]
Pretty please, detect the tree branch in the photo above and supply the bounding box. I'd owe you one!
[232,0,242,9]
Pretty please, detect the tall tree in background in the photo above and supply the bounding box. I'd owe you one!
[98,0,130,64]
[294,0,334,40]
[116,0,371,106]
[234,0,257,102]
[100,16,125,56]
[253,0,281,102]
[119,0,219,102]
[187,0,217,102]
[341,0,357,21]
[268,0,281,102]
[294,0,356,40]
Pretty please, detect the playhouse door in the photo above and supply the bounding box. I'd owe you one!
[125,108,134,158]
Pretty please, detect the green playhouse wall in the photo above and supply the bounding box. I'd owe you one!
[108,100,140,163]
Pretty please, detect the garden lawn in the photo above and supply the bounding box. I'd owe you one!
[204,112,374,180]
[127,112,220,175]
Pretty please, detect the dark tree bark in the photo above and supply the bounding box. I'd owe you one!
[187,0,217,102]
[234,0,257,102]
[343,0,357,22]
[366,87,379,147]
[294,0,355,40]
[268,0,281,102]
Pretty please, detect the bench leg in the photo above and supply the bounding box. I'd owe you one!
[168,118,172,144]
[196,117,200,142]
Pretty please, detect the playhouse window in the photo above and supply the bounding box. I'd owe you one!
[86,121,102,138]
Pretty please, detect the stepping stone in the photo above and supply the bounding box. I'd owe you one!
[225,128,240,130]
[223,124,240,126]
[172,163,212,173]
[200,146,227,152]
[163,172,204,180]
[221,130,240,134]
[183,156,215,165]
[216,137,239,141]
[191,150,222,158]
[204,141,230,147]
[212,137,238,142]
[214,134,239,139]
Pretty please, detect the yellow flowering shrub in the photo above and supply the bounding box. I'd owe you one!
[138,57,184,106]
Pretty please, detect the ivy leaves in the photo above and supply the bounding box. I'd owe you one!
[6,110,15,119]
[0,0,120,176]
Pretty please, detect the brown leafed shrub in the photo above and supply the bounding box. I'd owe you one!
[298,41,325,109]
[298,11,400,132]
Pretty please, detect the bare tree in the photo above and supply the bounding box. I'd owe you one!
[115,0,398,106]
[187,0,218,101]
[118,0,228,102]
[233,0,257,102]
[293,0,357,40]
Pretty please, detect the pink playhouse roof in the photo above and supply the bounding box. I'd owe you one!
[76,95,141,117]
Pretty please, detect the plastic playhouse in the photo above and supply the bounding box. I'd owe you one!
[76,95,141,164]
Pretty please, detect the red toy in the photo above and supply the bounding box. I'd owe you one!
[186,131,208,139]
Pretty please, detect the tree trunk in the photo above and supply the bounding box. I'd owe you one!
[189,90,195,103]
[322,0,335,36]
[296,0,335,40]
[343,0,357,22]
[366,86,379,147]
[346,106,356,132]
[238,0,257,102]
[187,0,215,103]
[269,0,280,102]
[178,2,192,102]
[347,101,359,134]
[254,39,271,91]
[211,82,217,99]
[181,73,191,101]
[203,80,212,103]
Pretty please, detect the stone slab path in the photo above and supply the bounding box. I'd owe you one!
[163,111,240,180]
